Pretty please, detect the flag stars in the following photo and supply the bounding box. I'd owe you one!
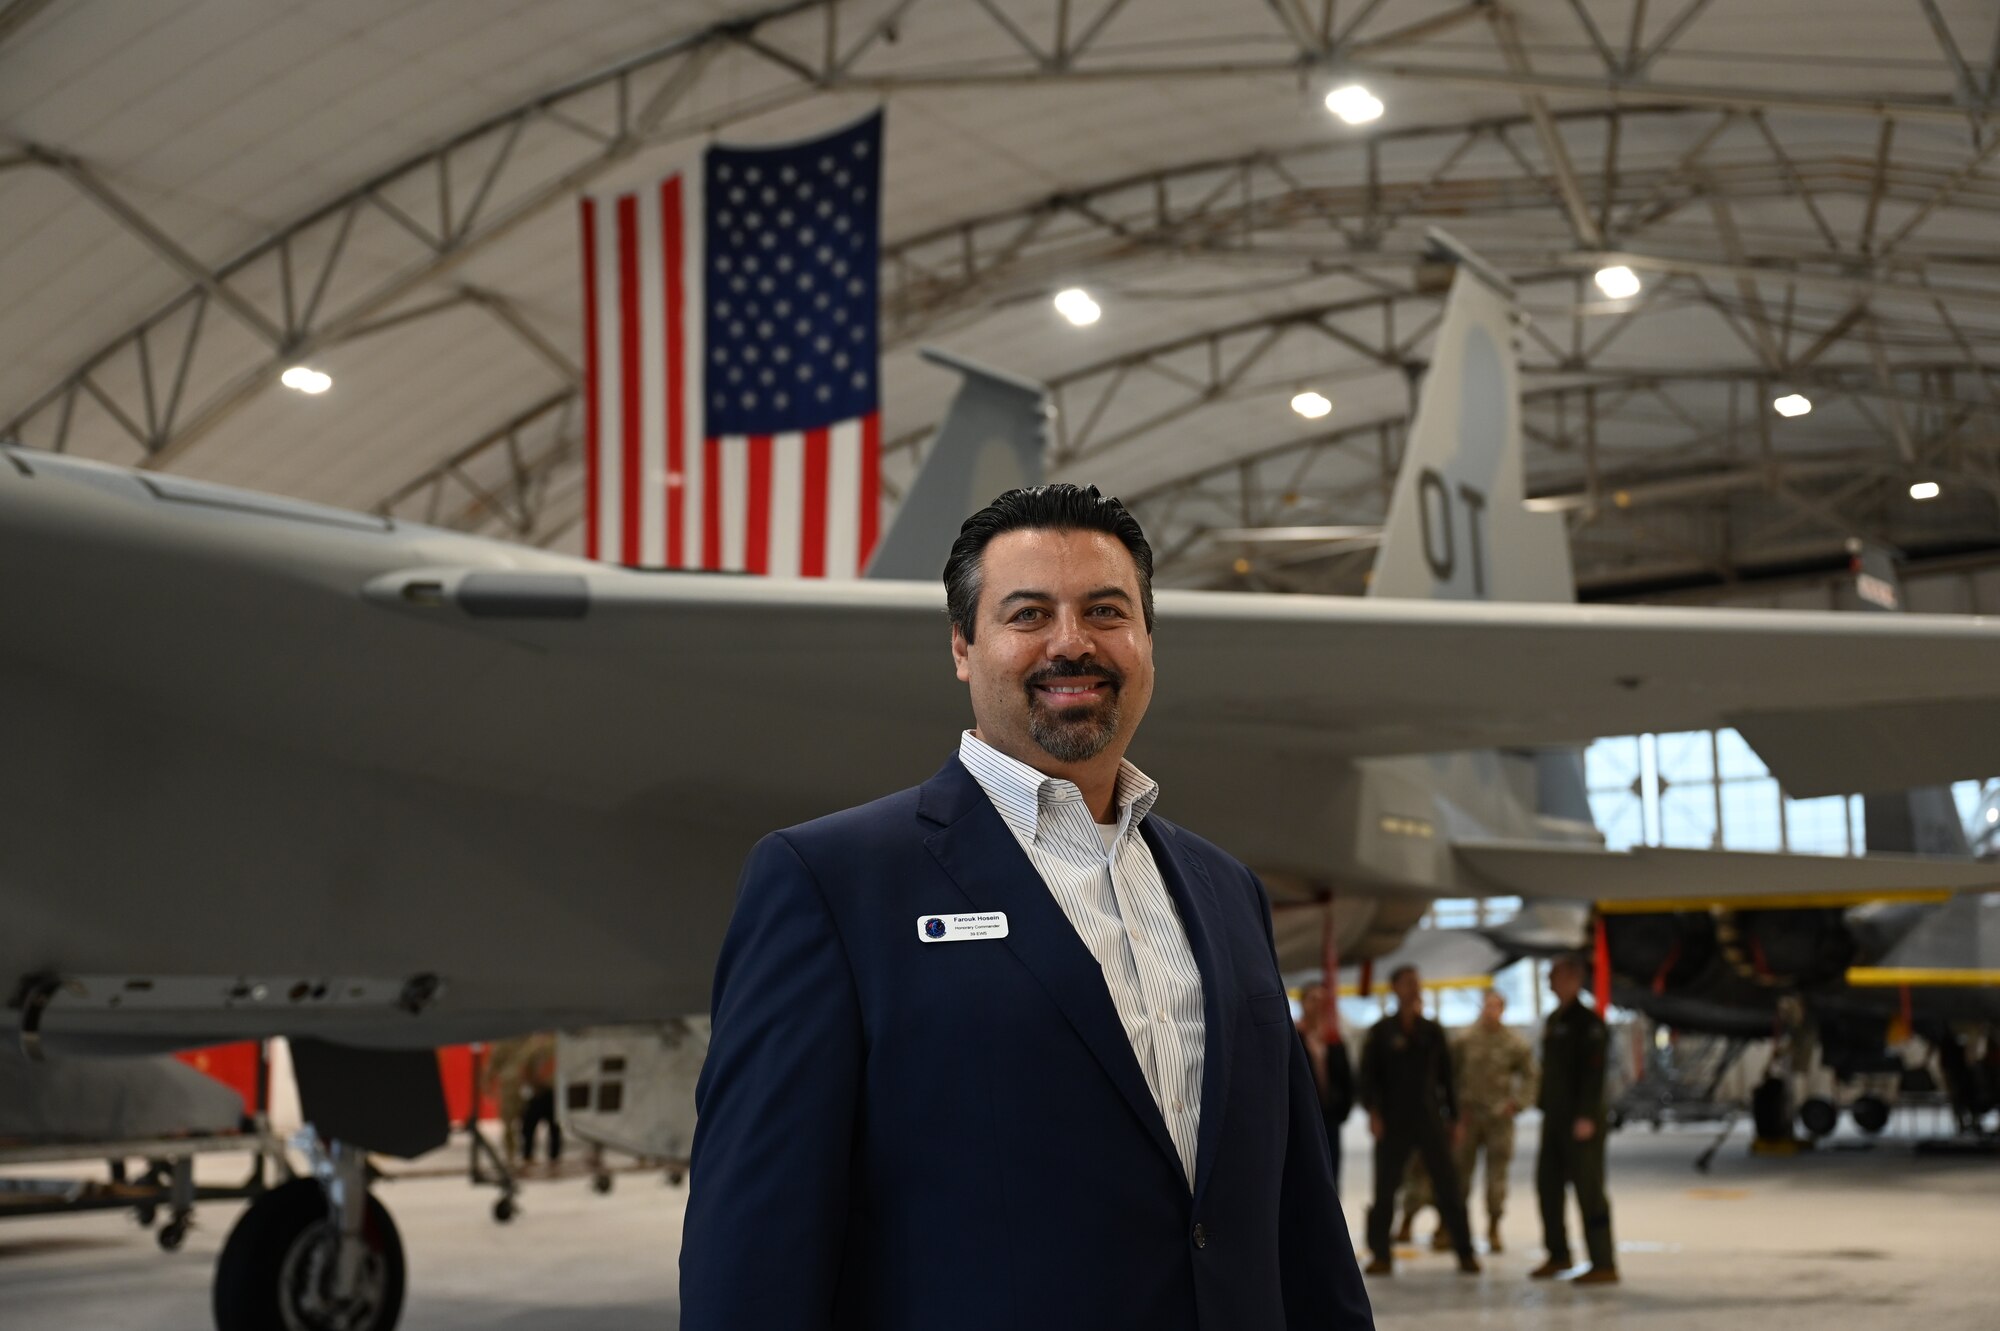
[698,125,877,436]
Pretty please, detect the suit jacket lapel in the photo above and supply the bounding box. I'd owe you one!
[919,758,1184,1179]
[1141,816,1239,1207]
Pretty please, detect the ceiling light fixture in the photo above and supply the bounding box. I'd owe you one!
[1772,393,1812,418]
[1909,480,1941,501]
[1593,265,1642,299]
[1324,84,1384,126]
[281,366,332,395]
[1053,287,1101,327]
[1291,390,1332,419]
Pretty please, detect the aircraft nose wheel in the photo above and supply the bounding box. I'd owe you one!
[214,1177,406,1331]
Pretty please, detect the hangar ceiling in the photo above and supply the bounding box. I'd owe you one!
[4,0,2000,598]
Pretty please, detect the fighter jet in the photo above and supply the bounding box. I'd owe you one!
[9,236,2000,1330]
[1569,548,2000,1137]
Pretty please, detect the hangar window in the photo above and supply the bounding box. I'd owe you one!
[1586,730,1998,858]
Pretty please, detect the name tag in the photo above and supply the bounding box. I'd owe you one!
[917,912,1009,943]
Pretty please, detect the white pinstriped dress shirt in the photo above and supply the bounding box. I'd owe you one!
[958,731,1207,1186]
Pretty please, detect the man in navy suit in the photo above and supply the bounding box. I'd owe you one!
[681,485,1373,1330]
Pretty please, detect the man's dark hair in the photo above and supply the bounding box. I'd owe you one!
[1550,952,1587,975]
[943,484,1154,644]
[1388,964,1419,986]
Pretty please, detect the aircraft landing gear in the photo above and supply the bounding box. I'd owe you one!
[213,1137,405,1331]
[1851,1094,1891,1135]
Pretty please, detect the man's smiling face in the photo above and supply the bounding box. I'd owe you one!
[951,527,1155,774]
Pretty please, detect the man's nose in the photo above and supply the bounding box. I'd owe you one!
[1045,608,1093,659]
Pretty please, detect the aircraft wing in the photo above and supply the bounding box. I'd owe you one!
[1456,839,2000,910]
[7,442,2000,809]
[362,563,2000,800]
[8,444,2000,810]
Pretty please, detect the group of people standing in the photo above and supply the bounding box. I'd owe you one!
[1295,954,1620,1284]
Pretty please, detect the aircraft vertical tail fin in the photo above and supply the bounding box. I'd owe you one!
[1368,231,1574,603]
[863,348,1049,581]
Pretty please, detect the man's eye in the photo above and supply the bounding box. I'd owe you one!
[1013,607,1044,623]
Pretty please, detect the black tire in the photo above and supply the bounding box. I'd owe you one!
[591,1173,614,1196]
[492,1196,516,1224]
[157,1219,188,1252]
[1798,1096,1838,1139]
[1852,1095,1891,1135]
[213,1177,405,1331]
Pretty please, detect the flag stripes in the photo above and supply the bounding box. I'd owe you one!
[578,118,882,577]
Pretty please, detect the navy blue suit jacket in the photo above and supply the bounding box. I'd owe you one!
[680,755,1373,1331]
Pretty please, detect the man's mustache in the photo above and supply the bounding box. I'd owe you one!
[1025,659,1123,692]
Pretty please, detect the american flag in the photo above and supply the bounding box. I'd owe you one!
[579,111,882,574]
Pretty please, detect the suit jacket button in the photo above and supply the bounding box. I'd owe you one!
[1192,1223,1207,1249]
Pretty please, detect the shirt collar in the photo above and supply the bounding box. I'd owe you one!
[957,730,1160,847]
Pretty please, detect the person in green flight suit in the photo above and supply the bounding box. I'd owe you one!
[1530,954,1618,1284]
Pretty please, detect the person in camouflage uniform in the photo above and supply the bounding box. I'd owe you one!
[1451,989,1537,1253]
[1531,954,1618,1284]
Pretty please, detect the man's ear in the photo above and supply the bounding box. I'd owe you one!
[951,624,972,683]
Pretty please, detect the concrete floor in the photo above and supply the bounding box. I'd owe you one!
[2,1115,1995,1329]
